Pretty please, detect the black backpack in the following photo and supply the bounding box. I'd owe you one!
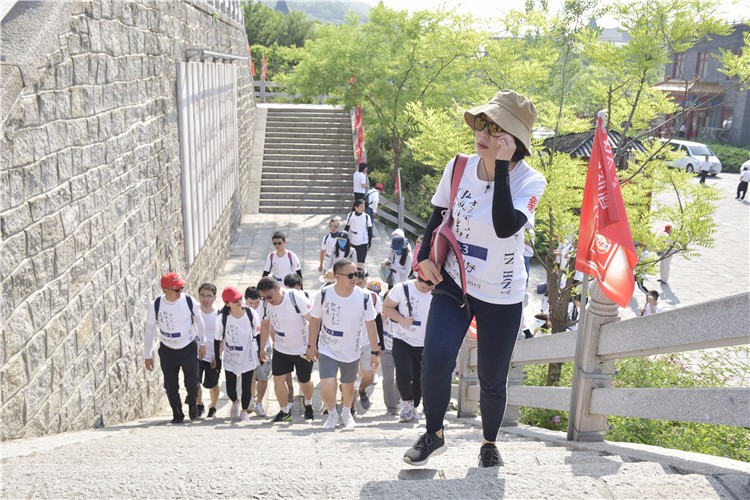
[154,295,195,324]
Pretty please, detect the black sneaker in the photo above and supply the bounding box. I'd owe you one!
[403,431,447,466]
[197,404,205,418]
[170,414,185,424]
[304,404,314,420]
[359,391,371,410]
[272,410,293,423]
[207,407,217,418]
[189,405,199,421]
[478,443,503,467]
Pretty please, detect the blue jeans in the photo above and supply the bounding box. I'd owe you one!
[421,273,522,441]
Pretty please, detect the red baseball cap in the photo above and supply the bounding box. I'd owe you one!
[222,286,243,303]
[161,272,186,290]
[375,183,384,191]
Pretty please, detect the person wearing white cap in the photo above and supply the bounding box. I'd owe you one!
[214,286,261,422]
[404,90,547,468]
[144,272,207,424]
[383,235,413,287]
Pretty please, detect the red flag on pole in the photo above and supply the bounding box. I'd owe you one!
[394,167,402,197]
[261,52,268,81]
[246,41,255,77]
[575,114,637,307]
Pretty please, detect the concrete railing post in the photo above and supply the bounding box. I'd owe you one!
[567,281,619,441]
[502,363,525,426]
[457,332,479,418]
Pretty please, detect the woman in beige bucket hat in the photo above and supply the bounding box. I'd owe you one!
[403,90,547,468]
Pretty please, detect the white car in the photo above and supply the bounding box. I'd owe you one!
[660,139,722,175]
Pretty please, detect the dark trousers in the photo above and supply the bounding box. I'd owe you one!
[225,370,255,410]
[354,192,365,201]
[738,181,748,199]
[158,341,198,418]
[699,170,708,184]
[421,274,522,441]
[392,338,424,407]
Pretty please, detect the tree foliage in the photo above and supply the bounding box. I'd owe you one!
[244,0,315,48]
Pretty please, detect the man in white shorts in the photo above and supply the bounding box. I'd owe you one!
[257,277,316,422]
[307,259,380,429]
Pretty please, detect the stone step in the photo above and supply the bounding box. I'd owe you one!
[259,205,350,214]
[264,130,353,140]
[265,136,352,145]
[266,117,351,125]
[267,109,347,117]
[266,124,351,133]
[261,184,351,193]
[263,145,352,154]
[263,153,354,162]
[262,159,351,168]
[260,172,348,181]
[259,191,351,201]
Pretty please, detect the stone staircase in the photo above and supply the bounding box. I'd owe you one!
[259,105,354,214]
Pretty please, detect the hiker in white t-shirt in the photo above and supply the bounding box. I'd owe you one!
[736,165,750,200]
[404,90,547,468]
[196,283,220,418]
[640,290,663,316]
[144,272,207,424]
[351,270,384,416]
[383,235,413,287]
[263,231,302,284]
[214,287,260,422]
[698,154,711,184]
[353,162,368,201]
[345,200,373,269]
[383,277,434,423]
[257,277,316,423]
[319,218,341,272]
[365,183,383,219]
[307,259,380,430]
[245,286,270,417]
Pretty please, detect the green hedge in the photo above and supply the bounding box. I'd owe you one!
[705,142,750,173]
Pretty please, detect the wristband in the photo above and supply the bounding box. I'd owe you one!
[370,350,380,356]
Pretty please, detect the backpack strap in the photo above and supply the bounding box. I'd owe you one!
[154,297,161,320]
[288,251,293,267]
[363,287,369,311]
[402,282,413,317]
[155,295,194,325]
[289,290,301,314]
[245,306,255,330]
[449,154,469,209]
[222,308,255,339]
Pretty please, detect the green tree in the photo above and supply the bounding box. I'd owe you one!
[288,5,486,185]
[244,1,315,48]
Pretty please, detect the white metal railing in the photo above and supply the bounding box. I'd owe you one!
[204,0,243,24]
[454,286,750,441]
[176,61,239,267]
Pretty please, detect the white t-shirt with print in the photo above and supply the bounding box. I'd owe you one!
[263,250,301,282]
[431,155,546,304]
[200,309,218,362]
[326,246,357,272]
[321,232,339,269]
[214,308,260,375]
[382,317,394,351]
[387,250,414,285]
[387,280,433,347]
[310,286,376,362]
[740,170,750,182]
[366,189,380,214]
[264,289,312,356]
[346,212,372,246]
[143,294,206,357]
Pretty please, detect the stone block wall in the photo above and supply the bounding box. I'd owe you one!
[0,0,256,440]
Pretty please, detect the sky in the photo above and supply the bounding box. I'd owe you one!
[371,0,750,28]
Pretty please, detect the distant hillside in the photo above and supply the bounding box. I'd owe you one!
[261,1,371,24]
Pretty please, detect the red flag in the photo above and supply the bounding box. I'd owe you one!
[246,41,255,77]
[355,105,362,129]
[261,52,268,81]
[575,115,637,307]
[394,167,402,197]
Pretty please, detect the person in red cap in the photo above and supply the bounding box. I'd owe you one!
[144,272,207,424]
[213,286,261,422]
[364,182,383,220]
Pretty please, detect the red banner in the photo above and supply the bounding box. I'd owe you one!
[575,115,637,307]
[246,41,255,77]
[261,52,268,81]
[394,167,402,196]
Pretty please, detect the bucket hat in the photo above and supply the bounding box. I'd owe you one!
[464,90,536,155]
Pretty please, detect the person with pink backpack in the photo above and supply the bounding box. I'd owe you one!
[403,90,547,468]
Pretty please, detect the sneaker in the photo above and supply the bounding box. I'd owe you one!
[323,409,339,429]
[403,431,447,466]
[240,410,250,422]
[196,404,205,418]
[304,404,314,421]
[342,411,356,429]
[207,407,217,418]
[400,401,414,422]
[412,408,421,422]
[189,405,199,421]
[272,410,293,423]
[230,400,241,419]
[359,391,371,410]
[478,443,503,467]
[170,414,185,424]
[255,402,266,417]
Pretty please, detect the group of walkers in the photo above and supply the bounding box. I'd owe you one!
[145,89,547,468]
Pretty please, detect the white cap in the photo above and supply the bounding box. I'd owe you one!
[391,228,405,238]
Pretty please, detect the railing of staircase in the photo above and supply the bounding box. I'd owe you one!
[201,0,243,24]
[454,286,750,442]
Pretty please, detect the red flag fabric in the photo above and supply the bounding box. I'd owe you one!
[355,105,362,129]
[261,52,268,81]
[575,115,637,307]
[394,167,402,196]
[246,41,255,77]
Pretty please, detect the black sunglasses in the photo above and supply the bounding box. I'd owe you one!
[336,272,358,279]
[473,115,504,137]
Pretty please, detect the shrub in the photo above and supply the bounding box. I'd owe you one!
[705,142,750,173]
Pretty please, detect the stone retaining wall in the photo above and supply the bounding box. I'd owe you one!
[0,0,256,440]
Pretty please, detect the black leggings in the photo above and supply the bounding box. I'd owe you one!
[392,338,423,407]
[225,370,254,410]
